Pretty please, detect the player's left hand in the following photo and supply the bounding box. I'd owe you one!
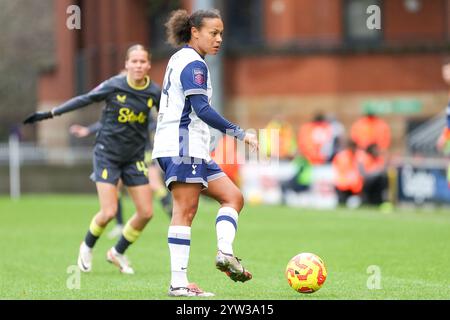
[23,111,53,124]
[244,132,259,152]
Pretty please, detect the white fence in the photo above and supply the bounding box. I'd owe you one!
[0,137,93,198]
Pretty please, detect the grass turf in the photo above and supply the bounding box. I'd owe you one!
[1,194,450,300]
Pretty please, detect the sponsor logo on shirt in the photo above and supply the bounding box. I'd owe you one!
[118,107,147,124]
[117,94,127,103]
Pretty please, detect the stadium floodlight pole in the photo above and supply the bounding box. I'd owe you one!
[193,0,225,148]
[9,133,21,200]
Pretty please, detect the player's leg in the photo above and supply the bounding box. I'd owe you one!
[116,183,153,253]
[116,179,124,225]
[168,182,214,296]
[106,161,153,274]
[108,179,125,239]
[78,182,119,272]
[149,164,173,217]
[106,183,153,274]
[201,164,252,283]
[157,156,213,296]
[169,182,201,287]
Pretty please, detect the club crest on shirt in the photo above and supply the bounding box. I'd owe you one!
[193,68,205,86]
[117,94,127,103]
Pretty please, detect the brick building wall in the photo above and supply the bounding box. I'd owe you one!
[38,0,450,153]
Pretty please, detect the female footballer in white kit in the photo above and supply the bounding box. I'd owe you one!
[152,9,259,297]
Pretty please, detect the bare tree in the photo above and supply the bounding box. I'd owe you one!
[0,0,54,141]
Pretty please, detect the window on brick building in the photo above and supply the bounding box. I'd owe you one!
[344,0,383,45]
[148,0,181,52]
[224,0,264,48]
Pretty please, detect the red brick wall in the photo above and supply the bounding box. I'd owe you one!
[81,0,150,86]
[384,0,446,42]
[38,0,78,102]
[225,53,448,97]
[37,0,450,150]
[265,0,342,44]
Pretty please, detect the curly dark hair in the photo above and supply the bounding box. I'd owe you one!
[165,9,221,47]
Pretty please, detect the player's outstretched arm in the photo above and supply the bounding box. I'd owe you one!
[24,79,114,125]
[23,110,54,124]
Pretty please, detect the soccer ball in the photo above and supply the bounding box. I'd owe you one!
[285,253,327,294]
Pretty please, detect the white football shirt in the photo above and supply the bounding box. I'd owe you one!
[152,46,213,160]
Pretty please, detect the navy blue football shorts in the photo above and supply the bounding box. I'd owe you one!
[90,150,149,187]
[156,156,225,190]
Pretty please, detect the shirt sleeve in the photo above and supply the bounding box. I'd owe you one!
[87,121,102,135]
[155,86,162,112]
[52,79,114,116]
[180,60,208,97]
[188,94,246,140]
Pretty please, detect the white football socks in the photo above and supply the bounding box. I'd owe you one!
[168,226,191,288]
[215,207,239,255]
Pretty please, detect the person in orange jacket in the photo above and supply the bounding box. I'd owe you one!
[350,111,391,152]
[211,135,242,187]
[437,59,450,187]
[357,143,388,205]
[297,113,335,165]
[332,140,363,207]
[261,115,297,160]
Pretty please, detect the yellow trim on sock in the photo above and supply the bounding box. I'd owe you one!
[122,222,141,243]
[154,187,168,200]
[89,217,105,237]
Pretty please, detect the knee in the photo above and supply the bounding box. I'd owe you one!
[224,190,244,213]
[138,206,153,221]
[183,202,198,222]
[235,192,245,212]
[174,202,198,223]
[100,205,118,221]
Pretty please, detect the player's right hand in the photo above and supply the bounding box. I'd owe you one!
[23,111,53,124]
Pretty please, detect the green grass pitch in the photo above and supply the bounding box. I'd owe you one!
[1,194,450,299]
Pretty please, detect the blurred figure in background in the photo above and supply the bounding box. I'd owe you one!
[437,59,450,187]
[211,135,242,187]
[350,111,391,152]
[327,114,346,160]
[357,143,388,206]
[297,113,335,165]
[260,114,297,160]
[280,155,313,203]
[332,140,363,208]
[9,124,23,141]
